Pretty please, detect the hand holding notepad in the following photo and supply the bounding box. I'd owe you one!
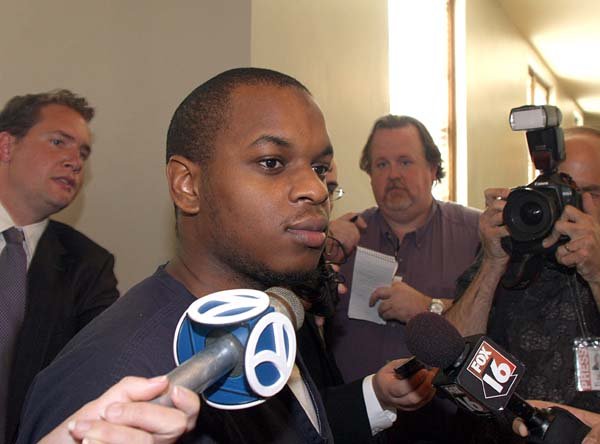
[348,246,398,325]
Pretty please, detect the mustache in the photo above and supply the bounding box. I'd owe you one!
[284,208,329,230]
[385,180,406,192]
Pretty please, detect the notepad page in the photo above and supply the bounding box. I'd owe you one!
[348,246,398,325]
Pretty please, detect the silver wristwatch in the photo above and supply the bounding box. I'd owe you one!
[429,298,444,315]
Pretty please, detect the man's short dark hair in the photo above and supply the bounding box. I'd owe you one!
[166,67,311,165]
[359,114,445,182]
[0,89,94,139]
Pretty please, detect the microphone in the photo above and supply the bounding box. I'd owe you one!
[153,287,304,409]
[266,286,305,330]
[406,313,590,444]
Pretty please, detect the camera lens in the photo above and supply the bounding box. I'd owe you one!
[503,187,558,242]
[520,202,543,226]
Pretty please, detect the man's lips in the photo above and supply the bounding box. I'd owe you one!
[286,217,328,248]
[53,176,77,191]
[386,185,407,194]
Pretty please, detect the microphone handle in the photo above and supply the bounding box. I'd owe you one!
[394,357,425,379]
[507,394,590,444]
[532,407,590,444]
[152,334,243,407]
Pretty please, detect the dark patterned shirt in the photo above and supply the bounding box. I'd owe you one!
[454,256,600,443]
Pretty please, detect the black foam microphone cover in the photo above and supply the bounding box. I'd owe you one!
[406,312,465,369]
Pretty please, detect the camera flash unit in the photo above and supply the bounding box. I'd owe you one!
[509,105,562,131]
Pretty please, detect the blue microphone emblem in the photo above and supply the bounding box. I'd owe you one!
[173,289,296,409]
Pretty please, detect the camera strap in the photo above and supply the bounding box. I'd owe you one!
[569,272,600,391]
[568,272,590,338]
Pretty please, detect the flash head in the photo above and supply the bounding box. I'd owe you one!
[509,105,562,131]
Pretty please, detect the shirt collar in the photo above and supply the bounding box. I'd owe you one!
[414,200,439,246]
[377,200,440,249]
[0,203,13,233]
[0,201,48,265]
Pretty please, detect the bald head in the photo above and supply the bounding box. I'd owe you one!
[560,127,600,200]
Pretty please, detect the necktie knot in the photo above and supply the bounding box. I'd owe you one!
[3,227,24,245]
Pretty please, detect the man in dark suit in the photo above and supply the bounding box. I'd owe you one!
[0,89,119,442]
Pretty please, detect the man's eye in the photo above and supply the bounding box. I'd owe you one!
[313,165,329,179]
[375,161,387,169]
[50,138,64,146]
[259,158,283,169]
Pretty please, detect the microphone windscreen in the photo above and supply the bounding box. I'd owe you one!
[406,312,465,368]
[265,287,305,331]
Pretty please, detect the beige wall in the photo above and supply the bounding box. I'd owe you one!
[251,0,389,217]
[463,0,581,208]
[584,113,600,130]
[2,0,586,291]
[252,0,583,213]
[1,0,251,293]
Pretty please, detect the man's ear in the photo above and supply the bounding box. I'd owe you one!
[166,155,202,215]
[0,131,16,163]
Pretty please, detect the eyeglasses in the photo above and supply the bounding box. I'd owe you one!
[329,187,345,201]
[325,235,350,264]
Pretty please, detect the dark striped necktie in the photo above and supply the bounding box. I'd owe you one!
[0,227,27,438]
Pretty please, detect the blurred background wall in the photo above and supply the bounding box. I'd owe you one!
[1,0,596,292]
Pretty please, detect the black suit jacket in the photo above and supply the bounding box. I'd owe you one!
[298,314,376,443]
[5,220,119,443]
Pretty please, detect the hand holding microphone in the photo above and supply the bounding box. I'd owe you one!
[153,287,304,409]
[405,312,590,444]
[40,376,199,444]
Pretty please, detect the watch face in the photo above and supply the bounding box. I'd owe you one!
[429,299,444,315]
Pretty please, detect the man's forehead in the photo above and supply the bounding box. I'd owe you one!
[227,84,326,138]
[372,126,424,155]
[564,135,600,161]
[561,135,600,182]
[566,133,600,149]
[34,104,91,137]
[230,83,316,118]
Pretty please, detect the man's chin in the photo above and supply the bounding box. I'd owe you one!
[383,199,412,213]
[50,200,74,214]
[255,266,320,290]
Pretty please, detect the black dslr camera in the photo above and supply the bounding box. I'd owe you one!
[501,105,581,288]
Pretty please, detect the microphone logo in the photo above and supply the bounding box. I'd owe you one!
[245,311,296,397]
[186,289,271,325]
[173,289,296,410]
[457,337,525,410]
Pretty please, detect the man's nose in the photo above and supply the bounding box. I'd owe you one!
[63,148,83,173]
[388,163,404,180]
[290,168,329,206]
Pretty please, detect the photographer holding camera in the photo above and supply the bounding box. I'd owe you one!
[446,123,600,443]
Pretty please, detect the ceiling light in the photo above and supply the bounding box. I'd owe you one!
[577,96,600,113]
[532,33,600,81]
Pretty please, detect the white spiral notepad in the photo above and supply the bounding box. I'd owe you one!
[348,246,398,325]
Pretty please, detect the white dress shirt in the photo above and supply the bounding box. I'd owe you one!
[0,203,48,269]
